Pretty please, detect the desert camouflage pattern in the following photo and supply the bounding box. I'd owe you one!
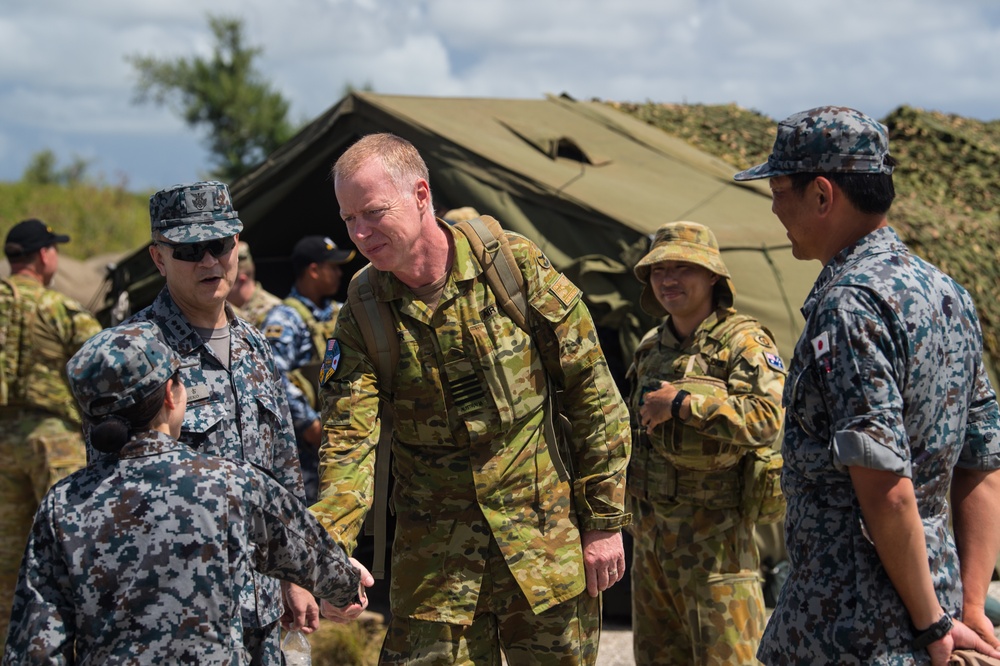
[149,180,243,243]
[625,308,785,665]
[0,274,101,422]
[234,281,282,330]
[314,224,631,623]
[760,227,1000,664]
[378,538,601,665]
[122,288,304,633]
[3,430,360,665]
[734,105,894,181]
[0,275,99,650]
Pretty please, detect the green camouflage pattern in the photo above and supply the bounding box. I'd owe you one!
[0,274,102,422]
[734,105,894,181]
[234,281,282,330]
[378,538,601,665]
[0,412,87,649]
[314,225,631,623]
[148,180,243,243]
[625,308,784,664]
[633,221,737,318]
[629,496,766,665]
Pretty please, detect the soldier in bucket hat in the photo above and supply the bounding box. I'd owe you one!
[117,181,348,662]
[3,323,366,663]
[734,108,1000,664]
[626,221,786,664]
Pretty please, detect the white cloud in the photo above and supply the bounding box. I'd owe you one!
[1,0,999,187]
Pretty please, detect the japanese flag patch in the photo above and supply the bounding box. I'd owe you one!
[318,339,341,386]
[811,331,830,359]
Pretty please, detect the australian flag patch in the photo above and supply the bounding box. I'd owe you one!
[319,339,341,386]
[764,352,786,372]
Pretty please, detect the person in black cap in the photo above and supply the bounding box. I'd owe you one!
[0,218,102,651]
[261,235,356,503]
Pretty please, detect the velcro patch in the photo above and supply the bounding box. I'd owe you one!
[764,352,786,372]
[319,339,341,386]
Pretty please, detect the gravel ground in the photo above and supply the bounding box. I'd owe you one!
[592,582,1000,665]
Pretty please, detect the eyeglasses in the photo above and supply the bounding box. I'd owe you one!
[156,236,236,262]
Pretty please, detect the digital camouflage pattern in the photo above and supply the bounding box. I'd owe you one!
[122,288,303,633]
[0,274,99,649]
[149,180,243,244]
[262,288,342,503]
[314,224,631,624]
[263,288,343,422]
[760,227,1000,664]
[733,105,894,181]
[626,308,785,665]
[3,430,360,665]
[234,281,282,330]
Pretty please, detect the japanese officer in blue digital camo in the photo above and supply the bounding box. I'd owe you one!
[734,106,1000,665]
[118,181,352,663]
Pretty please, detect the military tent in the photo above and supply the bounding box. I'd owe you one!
[102,91,819,380]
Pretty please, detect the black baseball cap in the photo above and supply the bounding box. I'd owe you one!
[4,218,70,258]
[290,236,356,274]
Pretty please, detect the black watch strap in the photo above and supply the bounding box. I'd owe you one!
[671,390,690,420]
[912,612,953,650]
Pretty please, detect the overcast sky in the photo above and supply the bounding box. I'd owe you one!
[2,0,999,191]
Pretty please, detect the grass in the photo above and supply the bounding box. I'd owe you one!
[302,614,386,666]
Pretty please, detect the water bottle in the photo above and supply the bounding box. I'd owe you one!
[281,629,312,666]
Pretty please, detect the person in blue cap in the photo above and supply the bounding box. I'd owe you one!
[735,106,1000,665]
[119,181,370,662]
[3,322,367,664]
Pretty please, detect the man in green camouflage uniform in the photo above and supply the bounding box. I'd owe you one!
[227,240,282,329]
[0,219,101,648]
[314,133,632,665]
[626,222,786,665]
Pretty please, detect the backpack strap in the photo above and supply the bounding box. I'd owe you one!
[346,265,397,579]
[455,215,529,333]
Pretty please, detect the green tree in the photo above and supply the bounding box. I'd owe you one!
[22,149,92,186]
[127,15,295,182]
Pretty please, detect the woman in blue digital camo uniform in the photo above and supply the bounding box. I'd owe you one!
[626,221,786,665]
[734,105,1000,665]
[2,323,363,665]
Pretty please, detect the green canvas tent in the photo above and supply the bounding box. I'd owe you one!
[103,91,819,379]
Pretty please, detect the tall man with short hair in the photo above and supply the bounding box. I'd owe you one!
[0,219,101,651]
[315,133,631,664]
[124,181,352,663]
[734,107,1000,665]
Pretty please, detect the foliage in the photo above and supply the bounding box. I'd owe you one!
[305,616,386,666]
[22,149,93,187]
[0,181,150,260]
[127,15,296,183]
[608,100,1000,374]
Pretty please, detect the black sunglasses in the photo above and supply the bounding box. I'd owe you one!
[157,236,236,262]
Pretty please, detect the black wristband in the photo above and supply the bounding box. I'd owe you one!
[671,390,690,420]
[912,612,953,650]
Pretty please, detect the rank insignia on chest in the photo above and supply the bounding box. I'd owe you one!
[319,339,341,386]
[764,352,785,372]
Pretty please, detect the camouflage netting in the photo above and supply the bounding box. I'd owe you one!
[608,101,1000,378]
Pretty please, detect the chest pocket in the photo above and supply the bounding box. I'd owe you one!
[182,399,228,451]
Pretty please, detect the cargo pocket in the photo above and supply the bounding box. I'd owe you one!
[696,571,765,661]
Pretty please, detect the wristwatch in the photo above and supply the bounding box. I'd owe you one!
[912,612,953,650]
[671,390,690,420]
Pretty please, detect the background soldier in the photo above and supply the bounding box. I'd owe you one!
[227,240,281,329]
[0,219,101,651]
[261,235,355,503]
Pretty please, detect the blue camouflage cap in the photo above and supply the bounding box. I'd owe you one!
[67,323,192,418]
[733,106,894,181]
[149,180,244,243]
